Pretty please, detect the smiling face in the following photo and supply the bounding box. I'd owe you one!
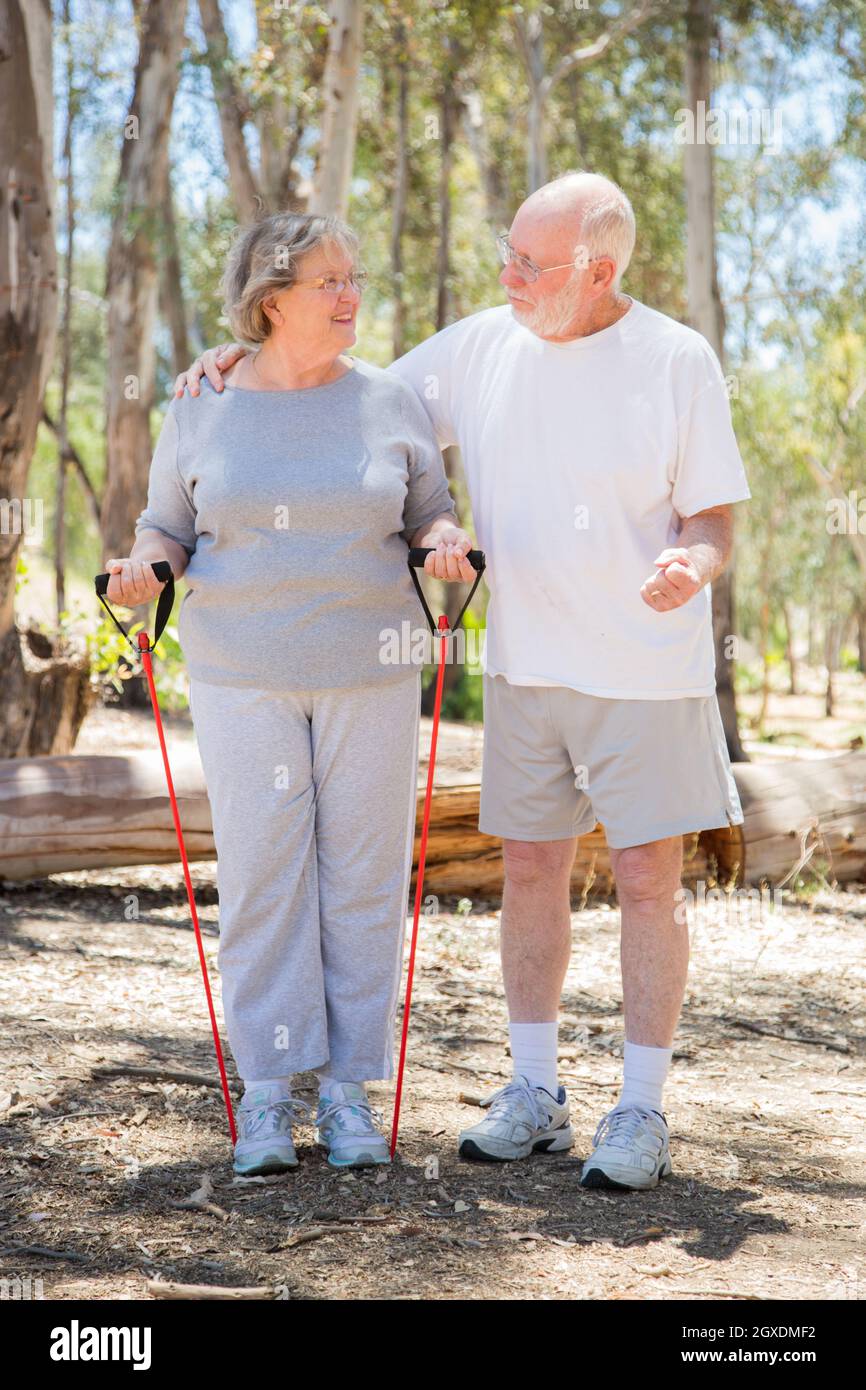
[262,240,362,357]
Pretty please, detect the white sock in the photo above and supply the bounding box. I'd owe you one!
[509,1021,559,1097]
[316,1073,366,1101]
[616,1041,672,1117]
[242,1076,292,1100]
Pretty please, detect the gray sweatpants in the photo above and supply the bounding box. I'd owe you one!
[188,673,422,1085]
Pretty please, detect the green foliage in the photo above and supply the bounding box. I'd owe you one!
[15,553,30,596]
[84,612,189,712]
[18,0,866,749]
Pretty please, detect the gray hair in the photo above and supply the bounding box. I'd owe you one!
[549,170,636,291]
[221,211,361,345]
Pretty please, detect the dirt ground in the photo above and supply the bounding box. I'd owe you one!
[1,844,864,1301]
[2,697,865,1302]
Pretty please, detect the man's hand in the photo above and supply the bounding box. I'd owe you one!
[641,506,734,610]
[174,343,248,398]
[418,524,477,582]
[640,546,704,612]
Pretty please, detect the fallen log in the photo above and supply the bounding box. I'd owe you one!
[0,748,214,880]
[1,743,864,895]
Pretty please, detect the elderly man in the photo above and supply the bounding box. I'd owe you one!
[176,170,751,1191]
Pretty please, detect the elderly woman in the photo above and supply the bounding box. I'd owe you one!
[105,211,473,1175]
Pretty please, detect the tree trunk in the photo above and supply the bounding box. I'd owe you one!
[310,0,364,218]
[436,83,456,332]
[782,600,797,695]
[419,78,467,718]
[100,0,187,563]
[461,89,509,234]
[254,2,306,211]
[157,163,191,378]
[684,0,747,762]
[824,621,838,719]
[0,2,90,759]
[197,0,260,222]
[758,594,771,736]
[390,18,409,361]
[514,13,547,193]
[55,0,75,623]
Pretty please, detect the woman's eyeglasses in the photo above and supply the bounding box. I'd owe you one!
[294,270,369,294]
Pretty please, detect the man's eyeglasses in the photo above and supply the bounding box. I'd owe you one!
[294,270,369,294]
[496,234,596,284]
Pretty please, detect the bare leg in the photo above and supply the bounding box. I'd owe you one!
[500,838,578,1022]
[610,836,687,1047]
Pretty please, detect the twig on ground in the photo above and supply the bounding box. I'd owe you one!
[147,1279,281,1300]
[92,1064,243,1092]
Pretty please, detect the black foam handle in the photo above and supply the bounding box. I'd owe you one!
[95,559,174,597]
[94,560,176,653]
[408,548,485,571]
[406,547,486,637]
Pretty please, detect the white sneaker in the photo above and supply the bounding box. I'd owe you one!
[315,1083,391,1168]
[233,1085,311,1176]
[580,1104,672,1190]
[458,1077,574,1162]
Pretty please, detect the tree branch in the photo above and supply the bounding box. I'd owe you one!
[545,0,658,97]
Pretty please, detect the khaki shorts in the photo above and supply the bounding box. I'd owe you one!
[478,674,744,849]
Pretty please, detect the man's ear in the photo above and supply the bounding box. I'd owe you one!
[592,257,616,294]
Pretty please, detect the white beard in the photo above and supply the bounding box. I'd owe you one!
[510,274,584,339]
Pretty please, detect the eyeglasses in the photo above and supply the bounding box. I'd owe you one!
[293,270,369,294]
[496,234,598,284]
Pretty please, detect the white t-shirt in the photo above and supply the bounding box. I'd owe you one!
[388,298,751,699]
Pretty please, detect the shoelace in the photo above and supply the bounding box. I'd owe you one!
[592,1105,665,1152]
[239,1096,311,1140]
[485,1078,554,1131]
[317,1096,384,1135]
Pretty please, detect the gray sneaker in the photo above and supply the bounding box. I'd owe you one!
[458,1077,574,1162]
[315,1083,391,1169]
[580,1105,672,1190]
[233,1085,311,1176]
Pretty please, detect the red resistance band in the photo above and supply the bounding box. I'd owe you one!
[95,564,237,1144]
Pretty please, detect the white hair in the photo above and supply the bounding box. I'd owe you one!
[548,170,636,291]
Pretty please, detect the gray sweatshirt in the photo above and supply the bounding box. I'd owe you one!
[134,358,457,689]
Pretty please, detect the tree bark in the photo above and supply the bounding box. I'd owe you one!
[782,600,797,695]
[55,0,75,623]
[512,12,546,193]
[196,0,261,222]
[310,0,364,217]
[157,163,191,378]
[5,746,866,893]
[0,2,93,759]
[100,0,187,563]
[389,17,409,361]
[461,89,509,234]
[419,73,469,717]
[684,0,747,761]
[253,1,307,211]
